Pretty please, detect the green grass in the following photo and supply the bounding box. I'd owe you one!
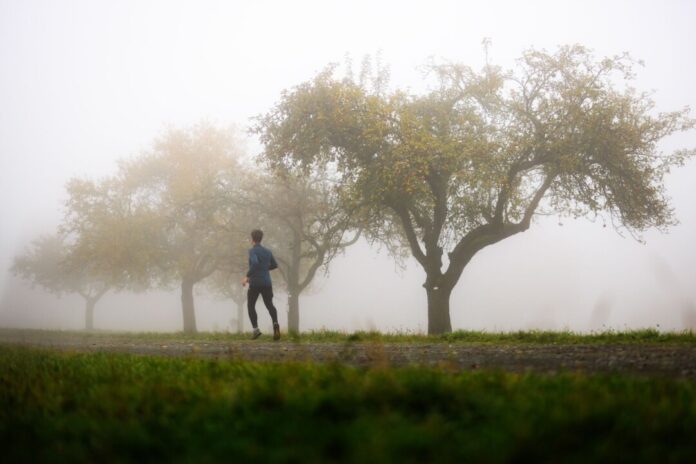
[1,345,695,463]
[3,326,696,344]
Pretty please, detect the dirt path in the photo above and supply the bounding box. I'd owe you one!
[2,330,695,378]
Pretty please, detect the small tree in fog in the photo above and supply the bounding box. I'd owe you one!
[11,234,111,330]
[205,225,251,333]
[207,264,247,333]
[256,45,695,334]
[243,171,360,333]
[61,174,157,329]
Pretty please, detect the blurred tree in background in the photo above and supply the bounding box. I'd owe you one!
[12,234,112,330]
[207,264,248,333]
[62,123,246,333]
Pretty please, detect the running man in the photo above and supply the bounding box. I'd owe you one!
[241,229,281,340]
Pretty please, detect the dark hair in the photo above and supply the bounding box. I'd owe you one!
[251,229,263,243]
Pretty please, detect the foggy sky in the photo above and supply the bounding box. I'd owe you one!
[1,0,695,332]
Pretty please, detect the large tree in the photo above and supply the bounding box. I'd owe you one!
[256,46,695,334]
[123,123,246,333]
[12,234,112,330]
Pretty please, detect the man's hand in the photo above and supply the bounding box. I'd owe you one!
[241,276,249,287]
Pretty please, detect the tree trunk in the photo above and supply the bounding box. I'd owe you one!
[287,229,302,334]
[426,285,452,335]
[236,300,244,334]
[287,289,300,334]
[85,298,96,331]
[181,277,197,334]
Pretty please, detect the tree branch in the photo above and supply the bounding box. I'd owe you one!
[517,172,556,229]
[426,170,448,247]
[446,171,556,288]
[299,249,326,291]
[391,204,427,267]
[338,229,362,248]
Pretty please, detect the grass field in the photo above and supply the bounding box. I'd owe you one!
[1,344,695,462]
[4,326,696,344]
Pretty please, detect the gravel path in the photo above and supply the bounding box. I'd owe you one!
[2,330,696,378]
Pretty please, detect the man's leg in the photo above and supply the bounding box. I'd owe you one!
[247,287,262,338]
[260,286,280,340]
[260,286,279,324]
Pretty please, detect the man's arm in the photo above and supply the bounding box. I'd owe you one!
[246,248,260,277]
[269,252,278,271]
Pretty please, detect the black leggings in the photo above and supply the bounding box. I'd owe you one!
[247,286,278,329]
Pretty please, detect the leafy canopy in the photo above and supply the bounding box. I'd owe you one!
[64,122,247,289]
[257,46,695,287]
[12,234,111,300]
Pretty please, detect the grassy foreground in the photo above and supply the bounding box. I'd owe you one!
[1,346,695,462]
[5,327,696,344]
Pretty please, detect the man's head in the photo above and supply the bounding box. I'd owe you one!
[251,229,263,244]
